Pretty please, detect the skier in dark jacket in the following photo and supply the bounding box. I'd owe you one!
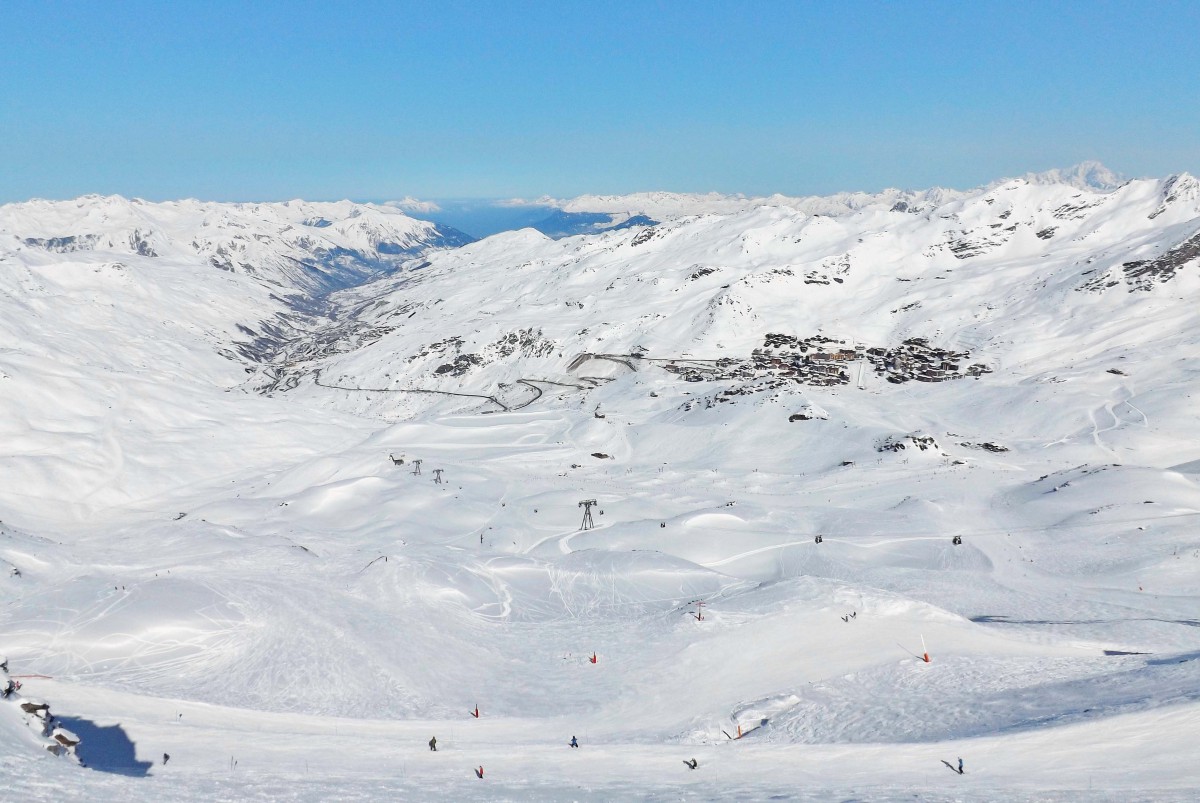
[1,679,14,698]
[569,736,578,748]
[958,757,964,774]
[684,758,698,770]
[429,736,437,752]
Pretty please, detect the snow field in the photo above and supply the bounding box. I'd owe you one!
[2,172,1200,798]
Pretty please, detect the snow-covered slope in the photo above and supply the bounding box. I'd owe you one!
[2,169,1200,800]
[277,171,1198,429]
[1,195,473,296]
[487,161,1126,237]
[0,196,466,515]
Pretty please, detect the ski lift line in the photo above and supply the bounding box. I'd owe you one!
[790,508,1200,542]
[485,466,1167,539]
[699,510,1200,567]
[869,508,1200,539]
[701,538,828,567]
[518,504,1200,561]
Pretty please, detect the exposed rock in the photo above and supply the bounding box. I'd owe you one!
[960,441,1009,453]
[877,433,940,453]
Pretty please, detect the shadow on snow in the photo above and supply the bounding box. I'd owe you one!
[58,716,153,776]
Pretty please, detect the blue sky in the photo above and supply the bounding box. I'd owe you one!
[3,1,1198,202]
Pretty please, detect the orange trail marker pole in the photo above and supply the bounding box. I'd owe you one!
[737,724,742,738]
[921,634,930,663]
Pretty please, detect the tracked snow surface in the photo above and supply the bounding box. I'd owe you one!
[2,170,1199,801]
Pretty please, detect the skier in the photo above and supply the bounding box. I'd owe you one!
[163,753,170,765]
[958,757,964,774]
[2,679,14,698]
[569,736,578,748]
[475,765,484,778]
[684,758,699,770]
[429,736,437,752]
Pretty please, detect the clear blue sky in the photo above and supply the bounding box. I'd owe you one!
[3,1,1198,203]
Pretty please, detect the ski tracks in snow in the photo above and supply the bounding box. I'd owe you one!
[1089,402,1120,452]
[1077,385,1150,453]
[1098,387,1151,449]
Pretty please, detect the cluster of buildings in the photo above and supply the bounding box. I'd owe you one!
[862,337,992,384]
[655,333,990,392]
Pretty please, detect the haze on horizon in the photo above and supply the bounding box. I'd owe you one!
[3,1,1199,204]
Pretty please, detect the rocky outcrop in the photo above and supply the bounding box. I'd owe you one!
[1,660,81,763]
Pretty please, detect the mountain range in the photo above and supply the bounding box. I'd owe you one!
[2,164,1199,800]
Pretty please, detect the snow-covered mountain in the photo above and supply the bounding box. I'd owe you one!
[474,162,1128,238]
[1,195,472,296]
[553,184,966,219]
[1014,160,1127,191]
[0,196,471,512]
[275,169,1197,425]
[2,169,1200,801]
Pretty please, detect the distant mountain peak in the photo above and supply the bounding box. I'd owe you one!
[1015,161,1126,192]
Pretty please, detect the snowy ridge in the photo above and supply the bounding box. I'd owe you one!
[497,162,1128,224]
[0,195,472,296]
[2,167,1200,800]
[553,185,966,219]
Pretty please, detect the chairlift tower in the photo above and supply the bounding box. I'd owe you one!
[433,469,444,484]
[412,459,422,476]
[578,499,597,530]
